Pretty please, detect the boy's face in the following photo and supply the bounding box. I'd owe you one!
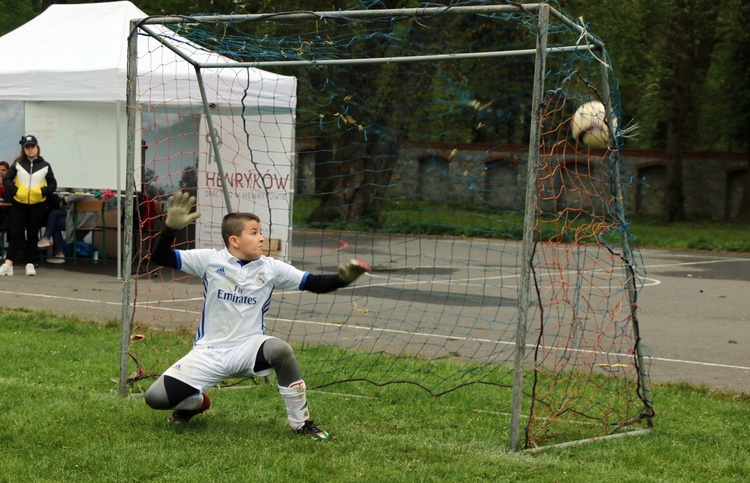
[229,219,264,261]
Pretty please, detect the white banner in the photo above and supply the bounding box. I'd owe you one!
[197,106,294,260]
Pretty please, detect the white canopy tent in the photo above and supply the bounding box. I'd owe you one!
[0,0,296,190]
[0,1,298,268]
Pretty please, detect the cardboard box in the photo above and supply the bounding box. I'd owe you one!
[91,210,167,261]
[92,211,122,260]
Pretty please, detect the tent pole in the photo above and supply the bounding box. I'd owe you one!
[115,99,123,279]
[195,67,233,214]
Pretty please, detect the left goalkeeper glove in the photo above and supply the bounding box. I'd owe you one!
[165,191,201,229]
[338,259,371,284]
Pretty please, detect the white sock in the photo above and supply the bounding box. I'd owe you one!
[278,380,309,430]
[173,393,205,411]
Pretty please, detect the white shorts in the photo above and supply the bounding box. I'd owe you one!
[163,334,275,392]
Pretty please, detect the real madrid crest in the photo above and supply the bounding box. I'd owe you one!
[256,272,267,285]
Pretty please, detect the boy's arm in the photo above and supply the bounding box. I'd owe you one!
[302,274,348,294]
[302,260,371,294]
[150,227,180,268]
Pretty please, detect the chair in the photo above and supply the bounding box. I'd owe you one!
[69,199,106,265]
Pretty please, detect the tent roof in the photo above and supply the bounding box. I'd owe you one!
[0,1,295,107]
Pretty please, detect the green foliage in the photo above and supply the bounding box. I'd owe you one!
[2,309,750,480]
[296,194,527,239]
[0,0,39,36]
[726,0,750,149]
[554,0,744,152]
[2,1,745,153]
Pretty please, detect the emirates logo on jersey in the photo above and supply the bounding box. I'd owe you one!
[256,272,266,285]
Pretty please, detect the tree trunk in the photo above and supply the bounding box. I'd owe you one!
[308,132,399,225]
[732,2,750,220]
[736,149,750,220]
[308,11,440,225]
[664,0,721,222]
[664,57,690,222]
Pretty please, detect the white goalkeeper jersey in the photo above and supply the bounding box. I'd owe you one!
[176,248,309,348]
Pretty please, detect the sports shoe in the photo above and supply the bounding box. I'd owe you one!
[0,264,13,276]
[37,238,51,249]
[294,420,330,442]
[169,393,211,423]
[47,255,66,264]
[25,263,36,276]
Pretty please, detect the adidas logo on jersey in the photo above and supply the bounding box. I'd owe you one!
[216,267,226,275]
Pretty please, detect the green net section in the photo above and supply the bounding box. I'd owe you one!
[126,3,651,448]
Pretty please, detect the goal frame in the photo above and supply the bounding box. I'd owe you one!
[120,3,652,452]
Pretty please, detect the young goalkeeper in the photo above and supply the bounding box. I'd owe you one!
[144,191,370,441]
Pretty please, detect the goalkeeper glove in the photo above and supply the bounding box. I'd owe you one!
[338,259,371,284]
[165,191,201,229]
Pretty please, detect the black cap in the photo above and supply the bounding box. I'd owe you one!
[20,134,38,146]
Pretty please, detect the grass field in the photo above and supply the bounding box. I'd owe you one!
[2,309,749,482]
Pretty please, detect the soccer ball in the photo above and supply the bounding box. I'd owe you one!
[570,101,616,148]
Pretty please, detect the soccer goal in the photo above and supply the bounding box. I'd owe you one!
[120,3,653,451]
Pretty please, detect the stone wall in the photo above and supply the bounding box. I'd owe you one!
[297,140,748,221]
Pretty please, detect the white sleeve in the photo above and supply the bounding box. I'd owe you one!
[176,248,216,277]
[269,258,307,290]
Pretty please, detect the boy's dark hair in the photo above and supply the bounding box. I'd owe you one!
[0,161,9,169]
[221,212,261,246]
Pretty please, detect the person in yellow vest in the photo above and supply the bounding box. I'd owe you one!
[0,135,58,276]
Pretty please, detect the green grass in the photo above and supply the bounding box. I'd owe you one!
[628,218,750,252]
[2,309,749,482]
[293,195,750,252]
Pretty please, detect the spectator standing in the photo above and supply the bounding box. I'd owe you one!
[0,135,58,276]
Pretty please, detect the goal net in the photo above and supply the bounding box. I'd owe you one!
[121,3,653,450]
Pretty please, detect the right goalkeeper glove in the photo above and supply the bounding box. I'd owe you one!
[338,259,371,284]
[165,191,201,229]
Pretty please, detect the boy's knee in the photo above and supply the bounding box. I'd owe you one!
[264,338,295,364]
[262,338,301,386]
[144,379,171,409]
[145,375,200,410]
